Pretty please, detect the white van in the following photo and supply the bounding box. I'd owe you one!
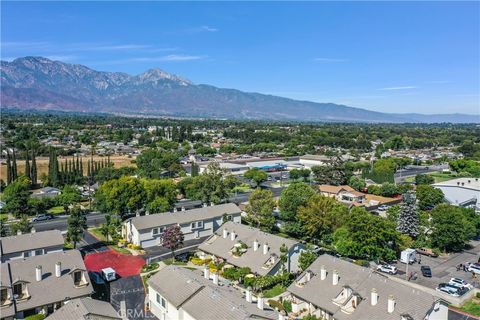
[400,248,417,264]
[101,267,117,281]
[467,263,480,274]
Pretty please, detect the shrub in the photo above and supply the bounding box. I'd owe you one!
[24,315,46,320]
[133,245,143,250]
[476,292,480,299]
[283,300,292,313]
[267,299,285,312]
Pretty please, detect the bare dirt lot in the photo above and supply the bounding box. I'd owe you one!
[0,155,136,182]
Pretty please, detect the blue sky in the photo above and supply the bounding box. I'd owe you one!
[1,1,479,114]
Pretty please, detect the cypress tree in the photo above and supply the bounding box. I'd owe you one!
[79,158,84,177]
[397,191,420,238]
[12,148,18,181]
[76,156,80,176]
[6,150,12,185]
[87,160,91,178]
[31,149,37,186]
[25,149,31,181]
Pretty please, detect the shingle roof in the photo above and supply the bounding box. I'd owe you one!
[130,203,242,231]
[198,221,299,275]
[287,254,441,320]
[1,250,93,317]
[0,230,64,255]
[46,297,120,320]
[318,185,364,197]
[148,265,278,320]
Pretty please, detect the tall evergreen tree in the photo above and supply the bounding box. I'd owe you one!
[6,150,12,184]
[397,191,419,238]
[79,157,84,177]
[11,148,18,181]
[24,149,31,181]
[31,149,37,186]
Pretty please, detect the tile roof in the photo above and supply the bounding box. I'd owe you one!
[148,265,278,320]
[130,203,242,231]
[198,221,298,275]
[288,254,441,320]
[0,230,64,255]
[46,297,120,320]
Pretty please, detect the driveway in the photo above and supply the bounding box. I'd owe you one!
[144,237,207,263]
[110,275,155,320]
[84,249,145,278]
[79,230,110,255]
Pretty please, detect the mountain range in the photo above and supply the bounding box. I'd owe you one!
[0,57,477,123]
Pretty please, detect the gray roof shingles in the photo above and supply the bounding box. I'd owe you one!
[198,221,298,275]
[0,230,64,255]
[287,254,441,320]
[45,297,120,320]
[131,203,242,231]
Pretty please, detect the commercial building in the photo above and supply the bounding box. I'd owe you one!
[433,178,480,211]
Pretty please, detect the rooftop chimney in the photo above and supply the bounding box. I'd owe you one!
[253,239,259,251]
[332,270,339,285]
[212,272,219,285]
[17,230,22,235]
[203,203,208,208]
[223,229,228,239]
[371,288,378,306]
[230,230,236,241]
[387,295,395,313]
[320,265,327,280]
[36,265,42,281]
[210,202,214,207]
[204,267,210,280]
[55,262,61,278]
[257,294,264,310]
[306,270,312,282]
[263,243,269,255]
[31,227,36,234]
[246,287,252,303]
[181,207,186,212]
[173,207,178,213]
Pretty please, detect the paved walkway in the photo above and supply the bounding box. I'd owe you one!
[85,250,145,278]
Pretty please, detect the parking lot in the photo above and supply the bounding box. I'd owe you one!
[388,241,480,292]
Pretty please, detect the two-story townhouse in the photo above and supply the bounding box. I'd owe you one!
[147,265,279,320]
[197,221,305,276]
[0,250,93,319]
[285,254,449,320]
[0,230,65,262]
[123,203,242,248]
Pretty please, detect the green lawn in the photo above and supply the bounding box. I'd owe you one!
[163,258,187,266]
[263,284,286,298]
[458,300,480,317]
[404,171,460,183]
[88,228,131,255]
[0,213,8,220]
[88,228,107,241]
[47,206,65,215]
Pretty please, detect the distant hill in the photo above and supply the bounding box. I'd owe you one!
[1,57,477,123]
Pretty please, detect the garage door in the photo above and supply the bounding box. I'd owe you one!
[141,238,159,248]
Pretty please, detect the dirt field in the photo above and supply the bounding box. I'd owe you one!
[0,155,136,182]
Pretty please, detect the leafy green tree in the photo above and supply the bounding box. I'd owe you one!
[311,156,351,185]
[66,207,87,248]
[160,225,184,262]
[297,194,348,241]
[57,185,81,214]
[244,168,268,187]
[416,185,444,210]
[11,215,32,234]
[397,191,419,238]
[379,182,398,197]
[147,197,171,213]
[0,218,9,237]
[415,174,434,185]
[3,176,31,218]
[278,183,315,221]
[142,179,177,210]
[185,162,233,204]
[348,176,366,191]
[333,207,399,261]
[95,176,146,219]
[245,189,276,231]
[430,204,476,252]
[136,149,180,178]
[385,205,400,223]
[299,250,318,271]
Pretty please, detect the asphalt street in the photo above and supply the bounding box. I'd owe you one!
[394,164,449,183]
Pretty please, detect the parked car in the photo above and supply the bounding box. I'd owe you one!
[420,266,432,277]
[88,271,105,285]
[416,247,438,258]
[101,267,116,282]
[449,278,472,290]
[378,205,388,211]
[467,263,480,274]
[436,284,460,297]
[31,214,54,222]
[377,264,398,275]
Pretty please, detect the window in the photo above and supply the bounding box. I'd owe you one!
[191,221,204,230]
[35,249,44,256]
[152,227,166,236]
[1,288,8,304]
[23,251,31,258]
[156,293,167,309]
[73,271,82,286]
[13,283,22,296]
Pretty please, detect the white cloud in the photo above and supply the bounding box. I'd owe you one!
[200,26,218,32]
[378,86,418,91]
[99,54,207,65]
[313,57,348,63]
[44,55,78,62]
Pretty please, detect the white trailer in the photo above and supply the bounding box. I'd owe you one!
[101,267,116,281]
[400,248,417,264]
